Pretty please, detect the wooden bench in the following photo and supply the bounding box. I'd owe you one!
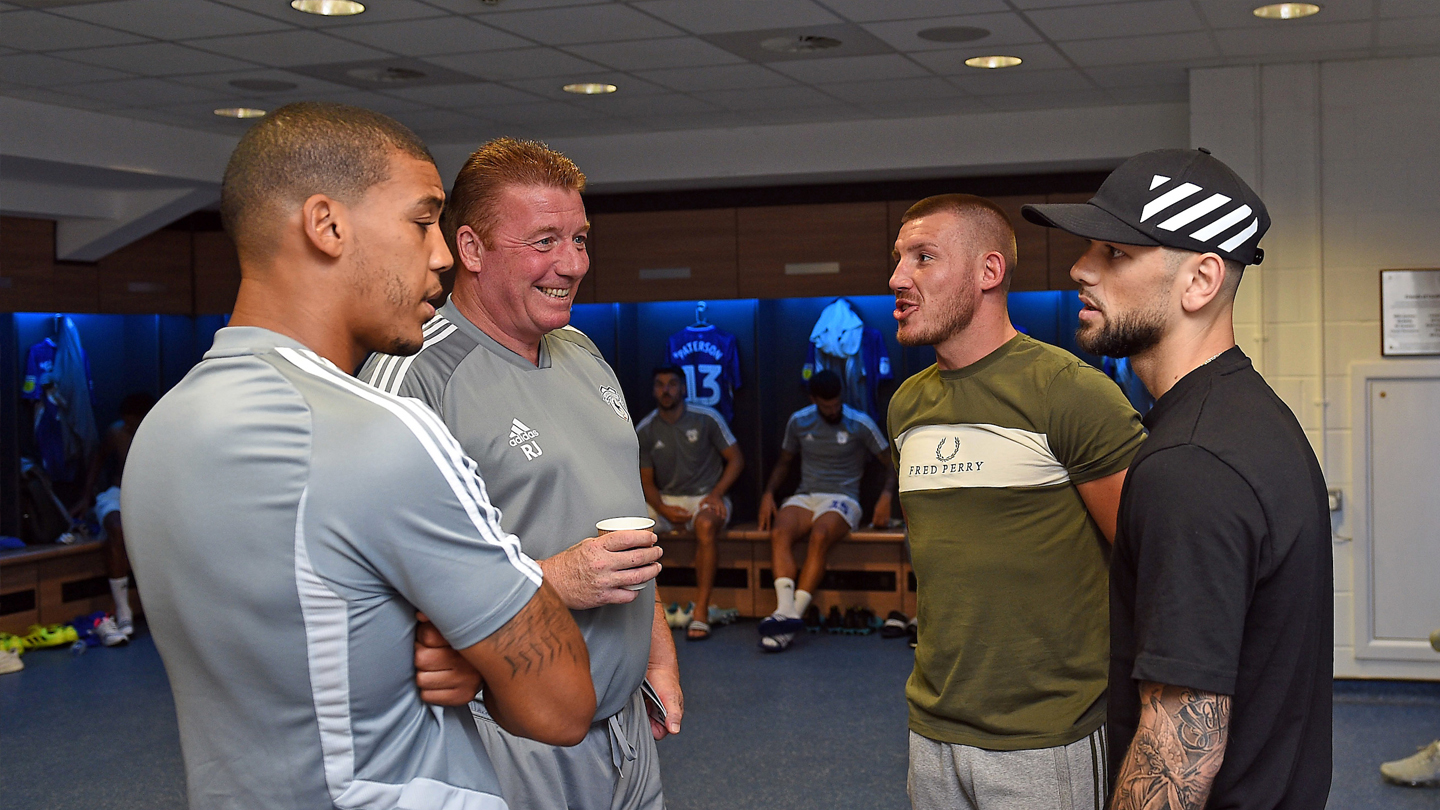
[0,540,134,634]
[653,522,913,618]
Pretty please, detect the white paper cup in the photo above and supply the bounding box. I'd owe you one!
[596,517,657,590]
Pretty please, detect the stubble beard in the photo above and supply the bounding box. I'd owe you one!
[1075,306,1166,358]
[896,286,978,348]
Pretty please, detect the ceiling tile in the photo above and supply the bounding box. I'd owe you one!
[63,76,230,106]
[1107,83,1188,104]
[213,0,446,28]
[949,67,1094,96]
[863,12,1044,53]
[815,0,1010,23]
[1215,21,1373,57]
[1,51,132,85]
[911,42,1071,74]
[323,91,434,115]
[982,88,1115,111]
[55,0,288,40]
[430,0,599,11]
[1196,0,1374,29]
[625,110,754,132]
[505,73,670,101]
[482,101,609,125]
[632,0,841,35]
[383,81,542,107]
[632,63,795,92]
[820,75,967,104]
[169,67,347,94]
[1082,63,1190,88]
[57,42,257,76]
[855,95,990,119]
[582,92,719,117]
[482,5,685,46]
[1007,0,1152,8]
[1381,0,1440,17]
[706,84,843,110]
[188,29,389,67]
[0,10,147,51]
[772,53,930,84]
[565,36,745,71]
[1378,15,1440,47]
[1025,0,1206,41]
[426,47,606,82]
[0,80,127,110]
[741,103,869,125]
[328,16,529,56]
[392,106,486,131]
[522,118,643,139]
[1059,32,1219,67]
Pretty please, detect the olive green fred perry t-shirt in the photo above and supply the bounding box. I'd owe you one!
[889,334,1144,751]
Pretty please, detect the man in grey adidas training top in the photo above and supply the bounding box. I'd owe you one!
[636,365,744,640]
[122,103,595,810]
[362,138,679,810]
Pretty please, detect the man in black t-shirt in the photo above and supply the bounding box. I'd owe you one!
[1024,150,1332,809]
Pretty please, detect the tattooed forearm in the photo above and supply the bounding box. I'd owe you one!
[1111,681,1231,810]
[486,582,587,679]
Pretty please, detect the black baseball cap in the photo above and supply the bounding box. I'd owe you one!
[1022,148,1269,266]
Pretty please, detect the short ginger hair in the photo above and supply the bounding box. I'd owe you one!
[901,194,1019,291]
[220,102,433,261]
[443,137,587,249]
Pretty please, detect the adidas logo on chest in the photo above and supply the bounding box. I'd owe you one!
[508,418,544,461]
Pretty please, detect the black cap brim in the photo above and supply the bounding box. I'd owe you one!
[1021,202,1159,247]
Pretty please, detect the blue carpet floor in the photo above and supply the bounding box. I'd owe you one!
[1,619,1436,809]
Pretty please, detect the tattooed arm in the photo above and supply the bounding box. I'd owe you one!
[1111,681,1231,810]
[462,581,595,746]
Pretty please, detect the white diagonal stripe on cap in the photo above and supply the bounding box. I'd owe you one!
[1189,204,1252,242]
[1217,218,1259,253]
[1149,174,1170,190]
[1141,182,1202,222]
[1157,193,1230,232]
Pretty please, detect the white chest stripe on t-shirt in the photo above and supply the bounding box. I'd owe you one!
[895,422,1068,492]
[276,347,541,584]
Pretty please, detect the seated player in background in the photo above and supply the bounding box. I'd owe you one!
[637,366,744,641]
[757,369,894,652]
[72,391,155,645]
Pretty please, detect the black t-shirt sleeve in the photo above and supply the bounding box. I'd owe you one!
[1123,444,1267,696]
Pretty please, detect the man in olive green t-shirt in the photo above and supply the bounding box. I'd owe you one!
[888,194,1144,810]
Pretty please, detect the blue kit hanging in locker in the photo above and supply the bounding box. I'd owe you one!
[665,317,743,423]
[801,299,892,422]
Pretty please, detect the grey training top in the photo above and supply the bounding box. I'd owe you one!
[123,327,540,810]
[636,404,736,497]
[782,403,888,502]
[361,299,651,721]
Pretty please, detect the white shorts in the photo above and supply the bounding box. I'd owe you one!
[781,493,862,530]
[647,494,731,532]
[95,486,122,525]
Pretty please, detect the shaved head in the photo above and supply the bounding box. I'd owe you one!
[900,194,1018,291]
[220,101,434,262]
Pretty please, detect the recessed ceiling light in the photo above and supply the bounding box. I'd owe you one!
[916,26,991,44]
[290,0,365,16]
[214,107,266,119]
[759,35,843,54]
[965,55,1022,69]
[229,78,297,92]
[563,83,617,95]
[1252,3,1321,19]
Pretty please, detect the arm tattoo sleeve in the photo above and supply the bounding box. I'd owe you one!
[1111,681,1232,810]
[487,584,586,680]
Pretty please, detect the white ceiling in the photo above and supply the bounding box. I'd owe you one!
[1,0,1437,144]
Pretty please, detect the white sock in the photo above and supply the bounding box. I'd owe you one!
[794,590,813,617]
[761,632,796,650]
[109,577,132,625]
[774,577,796,618]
